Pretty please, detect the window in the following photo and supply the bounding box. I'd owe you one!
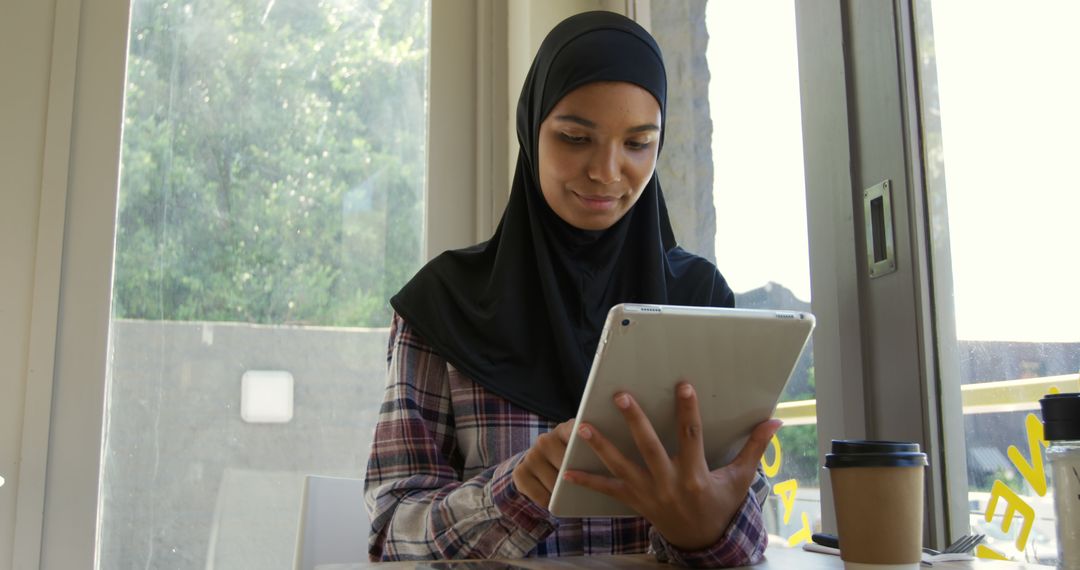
[99,0,429,567]
[915,1,1080,563]
[652,0,818,545]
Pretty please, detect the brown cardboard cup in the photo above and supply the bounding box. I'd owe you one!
[825,440,928,570]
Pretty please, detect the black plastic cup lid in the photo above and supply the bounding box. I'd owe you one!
[825,440,929,469]
[1040,393,1080,441]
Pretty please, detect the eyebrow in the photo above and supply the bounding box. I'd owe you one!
[553,114,660,134]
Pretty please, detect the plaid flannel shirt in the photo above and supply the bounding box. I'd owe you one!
[364,313,770,567]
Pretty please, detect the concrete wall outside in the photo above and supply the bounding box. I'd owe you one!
[651,0,717,264]
[99,319,389,570]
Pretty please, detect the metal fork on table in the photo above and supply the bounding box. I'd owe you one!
[922,533,985,557]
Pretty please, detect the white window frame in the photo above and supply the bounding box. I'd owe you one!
[8,0,84,566]
[793,0,960,547]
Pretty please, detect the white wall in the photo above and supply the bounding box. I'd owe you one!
[0,0,60,563]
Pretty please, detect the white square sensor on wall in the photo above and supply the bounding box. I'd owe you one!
[240,370,294,423]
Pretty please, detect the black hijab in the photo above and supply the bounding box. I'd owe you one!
[390,11,734,421]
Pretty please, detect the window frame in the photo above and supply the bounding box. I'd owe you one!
[8,0,84,566]
[793,0,962,546]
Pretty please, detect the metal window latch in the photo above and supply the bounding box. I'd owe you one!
[864,179,897,278]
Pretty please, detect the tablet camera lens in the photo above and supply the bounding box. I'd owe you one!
[621,319,630,326]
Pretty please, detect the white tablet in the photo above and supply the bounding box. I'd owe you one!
[548,303,815,518]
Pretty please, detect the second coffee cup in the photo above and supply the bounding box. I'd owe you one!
[826,440,928,570]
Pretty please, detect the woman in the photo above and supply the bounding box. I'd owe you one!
[364,11,781,567]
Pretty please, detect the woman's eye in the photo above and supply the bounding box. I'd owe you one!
[626,140,652,151]
[559,133,588,144]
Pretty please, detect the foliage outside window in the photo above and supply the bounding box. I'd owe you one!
[115,0,428,328]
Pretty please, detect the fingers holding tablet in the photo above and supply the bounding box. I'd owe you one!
[563,421,640,505]
[563,396,668,516]
[546,304,815,518]
[566,382,777,551]
[612,392,676,481]
[513,419,575,507]
[727,418,783,486]
[674,381,709,474]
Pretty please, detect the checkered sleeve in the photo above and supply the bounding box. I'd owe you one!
[364,314,556,561]
[648,469,770,567]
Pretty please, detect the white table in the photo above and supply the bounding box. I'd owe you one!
[315,545,1055,569]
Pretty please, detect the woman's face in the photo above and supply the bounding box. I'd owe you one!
[537,81,661,231]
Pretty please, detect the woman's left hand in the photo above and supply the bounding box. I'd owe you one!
[562,382,782,551]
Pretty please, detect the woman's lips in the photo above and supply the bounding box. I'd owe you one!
[574,192,619,211]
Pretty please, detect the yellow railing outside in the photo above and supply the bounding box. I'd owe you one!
[957,373,1079,414]
[774,373,1080,426]
[774,399,817,426]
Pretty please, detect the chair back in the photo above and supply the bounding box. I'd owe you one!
[294,474,369,570]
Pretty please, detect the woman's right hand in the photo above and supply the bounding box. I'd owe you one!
[511,419,576,508]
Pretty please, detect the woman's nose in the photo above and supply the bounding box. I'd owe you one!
[587,144,622,184]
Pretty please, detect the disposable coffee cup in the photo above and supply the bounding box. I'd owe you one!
[825,440,928,570]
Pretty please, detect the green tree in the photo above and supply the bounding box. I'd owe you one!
[113,0,429,327]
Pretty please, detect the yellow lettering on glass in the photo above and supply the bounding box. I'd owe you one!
[973,384,1062,561]
[761,434,781,478]
[1006,413,1049,496]
[761,430,810,546]
[985,480,1036,550]
[975,544,1009,560]
[773,478,799,524]
[786,512,813,547]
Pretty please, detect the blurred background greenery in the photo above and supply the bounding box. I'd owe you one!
[113,0,428,328]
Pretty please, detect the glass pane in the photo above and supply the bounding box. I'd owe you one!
[99,0,429,567]
[708,0,818,546]
[652,0,819,546]
[915,0,1080,564]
